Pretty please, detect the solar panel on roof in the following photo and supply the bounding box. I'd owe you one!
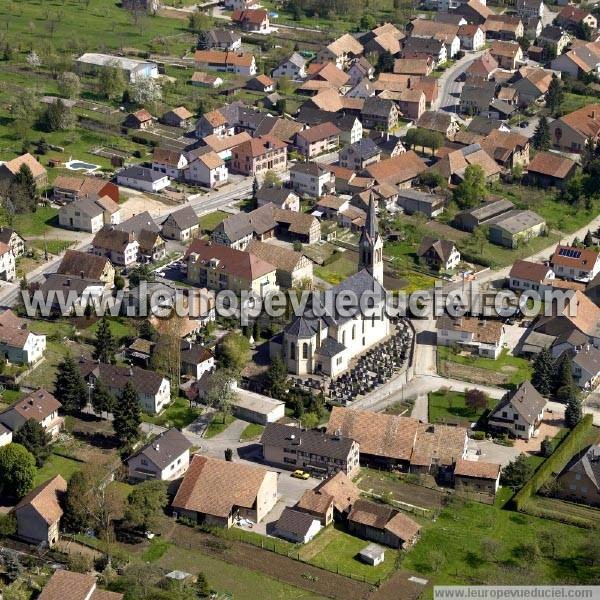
[558,248,581,259]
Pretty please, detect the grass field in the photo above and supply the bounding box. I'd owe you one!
[402,497,599,586]
[314,255,357,285]
[527,495,600,528]
[560,93,599,115]
[34,452,83,486]
[198,210,229,233]
[12,207,58,237]
[142,538,171,562]
[428,390,496,424]
[30,239,74,255]
[204,411,235,438]
[141,396,200,429]
[306,526,398,584]
[239,423,265,441]
[83,316,137,342]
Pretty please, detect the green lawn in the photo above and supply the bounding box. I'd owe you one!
[12,207,58,237]
[428,390,496,424]
[560,93,599,115]
[204,411,235,438]
[239,423,265,442]
[0,389,24,405]
[307,526,398,585]
[402,497,599,586]
[438,347,532,387]
[34,453,83,486]
[314,255,357,285]
[198,211,229,233]
[83,317,137,342]
[141,396,200,429]
[30,239,74,256]
[142,538,172,562]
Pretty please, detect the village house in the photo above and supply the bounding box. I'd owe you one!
[172,455,278,527]
[433,144,502,183]
[555,5,597,31]
[206,28,242,51]
[0,228,24,259]
[57,250,115,286]
[453,459,501,495]
[456,0,494,25]
[246,74,276,93]
[538,26,570,56]
[348,499,421,549]
[296,107,363,145]
[38,570,123,600]
[466,53,499,83]
[417,237,461,271]
[396,188,445,218]
[572,345,600,390]
[185,238,278,296]
[416,110,462,139]
[409,18,461,58]
[275,508,322,544]
[162,106,194,128]
[0,152,47,188]
[53,175,119,205]
[454,198,514,231]
[551,41,600,78]
[13,475,67,548]
[0,388,62,438]
[488,381,546,439]
[231,135,287,176]
[123,108,153,130]
[272,52,307,80]
[58,195,121,233]
[550,245,600,282]
[0,243,14,283]
[484,15,524,41]
[190,71,224,88]
[459,23,486,50]
[0,310,46,365]
[261,423,360,478]
[489,40,524,70]
[548,103,600,153]
[295,489,334,527]
[116,165,170,193]
[80,359,171,414]
[316,33,364,69]
[151,148,188,180]
[231,8,269,32]
[339,138,381,171]
[256,187,300,211]
[364,150,427,187]
[556,445,600,506]
[360,97,400,132]
[513,67,554,106]
[91,227,139,267]
[246,239,313,288]
[393,58,434,76]
[161,206,199,241]
[294,122,341,158]
[526,151,576,188]
[402,37,447,66]
[460,81,498,115]
[436,315,505,358]
[194,50,257,76]
[185,150,228,188]
[487,210,546,248]
[289,162,336,197]
[508,260,555,292]
[126,428,192,482]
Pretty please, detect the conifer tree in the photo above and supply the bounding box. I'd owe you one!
[531,347,554,396]
[91,379,116,419]
[113,381,141,445]
[54,353,88,414]
[92,317,116,364]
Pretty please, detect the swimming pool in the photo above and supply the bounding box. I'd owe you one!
[64,159,100,173]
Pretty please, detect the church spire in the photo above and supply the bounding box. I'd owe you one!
[358,193,383,283]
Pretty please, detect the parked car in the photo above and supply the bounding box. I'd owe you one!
[291,469,310,480]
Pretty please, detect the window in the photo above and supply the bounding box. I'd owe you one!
[302,343,308,359]
[290,342,296,360]
[352,325,356,340]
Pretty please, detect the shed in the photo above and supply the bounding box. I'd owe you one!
[232,388,286,424]
[358,543,386,566]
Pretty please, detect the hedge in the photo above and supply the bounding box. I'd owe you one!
[511,414,594,511]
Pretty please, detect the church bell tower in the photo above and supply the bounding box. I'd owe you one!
[358,193,383,284]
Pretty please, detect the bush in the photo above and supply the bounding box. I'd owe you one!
[472,430,486,440]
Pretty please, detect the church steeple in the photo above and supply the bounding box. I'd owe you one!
[358,193,384,283]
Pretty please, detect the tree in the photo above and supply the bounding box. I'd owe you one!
[13,419,50,466]
[0,550,22,584]
[204,368,238,420]
[216,332,251,373]
[453,164,486,209]
[546,74,564,115]
[196,30,211,51]
[565,393,583,428]
[266,355,287,399]
[584,230,593,247]
[98,60,126,100]
[150,316,183,393]
[26,50,40,67]
[125,479,168,531]
[188,11,211,32]
[2,580,29,600]
[54,352,88,414]
[0,514,16,538]
[262,170,282,188]
[500,453,534,490]
[540,436,553,458]
[0,444,36,500]
[91,379,116,419]
[531,347,555,396]
[419,170,445,190]
[195,573,210,598]
[129,263,155,287]
[113,381,141,445]
[532,115,550,151]
[576,21,592,41]
[139,319,158,342]
[360,14,376,30]
[554,354,575,400]
[62,470,91,532]
[129,76,162,106]
[57,71,81,99]
[252,176,260,200]
[93,317,117,364]
[224,447,233,461]
[377,50,395,73]
[465,388,488,412]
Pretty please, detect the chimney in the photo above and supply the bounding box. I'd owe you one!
[592,110,596,119]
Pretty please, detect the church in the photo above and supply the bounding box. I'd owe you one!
[270,197,390,378]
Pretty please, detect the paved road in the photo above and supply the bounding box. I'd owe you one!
[433,50,485,113]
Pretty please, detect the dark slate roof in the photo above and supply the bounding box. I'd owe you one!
[562,444,600,490]
[284,316,320,338]
[466,116,504,135]
[118,166,166,183]
[490,381,546,426]
[261,423,356,460]
[118,210,160,234]
[128,427,192,470]
[163,206,198,231]
[296,106,360,132]
[276,507,318,537]
[340,138,380,161]
[361,96,395,118]
[316,336,346,357]
[0,227,21,245]
[209,28,241,44]
[40,273,102,296]
[180,345,214,365]
[79,359,166,395]
[256,187,296,207]
[290,162,331,177]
